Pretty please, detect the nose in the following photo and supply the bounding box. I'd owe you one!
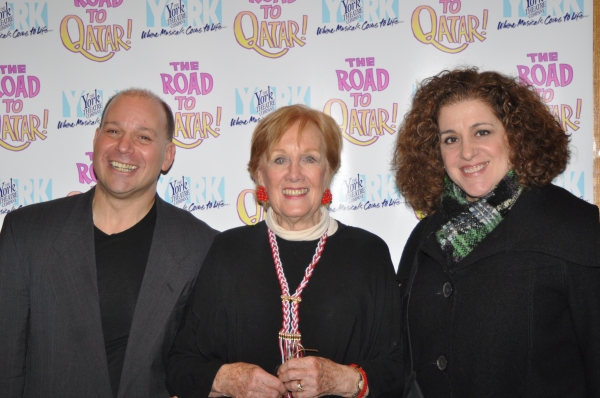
[285,160,303,182]
[460,137,477,161]
[117,133,134,153]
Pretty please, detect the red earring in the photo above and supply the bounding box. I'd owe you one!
[321,188,332,205]
[256,186,269,202]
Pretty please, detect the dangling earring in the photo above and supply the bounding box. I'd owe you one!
[321,188,332,205]
[256,186,269,202]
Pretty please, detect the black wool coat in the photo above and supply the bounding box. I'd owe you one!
[168,221,403,398]
[398,184,600,398]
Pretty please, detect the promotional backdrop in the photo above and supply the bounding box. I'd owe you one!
[0,0,594,265]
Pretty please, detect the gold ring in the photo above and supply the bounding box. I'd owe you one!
[297,381,303,392]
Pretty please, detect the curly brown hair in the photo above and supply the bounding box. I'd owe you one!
[392,67,570,216]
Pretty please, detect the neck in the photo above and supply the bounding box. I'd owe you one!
[266,207,338,241]
[92,186,156,234]
[274,211,322,231]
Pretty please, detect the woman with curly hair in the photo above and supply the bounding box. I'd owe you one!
[393,67,599,397]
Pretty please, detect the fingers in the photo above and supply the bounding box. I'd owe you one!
[259,369,289,397]
[283,379,310,397]
[212,362,287,398]
[278,357,332,396]
[278,357,360,397]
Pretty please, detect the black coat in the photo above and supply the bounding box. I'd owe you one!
[398,184,600,397]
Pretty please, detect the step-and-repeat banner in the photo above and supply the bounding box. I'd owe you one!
[0,0,593,265]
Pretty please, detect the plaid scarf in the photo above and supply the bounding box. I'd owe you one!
[436,171,522,266]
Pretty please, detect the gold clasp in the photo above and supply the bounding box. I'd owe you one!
[281,295,302,303]
[278,331,302,340]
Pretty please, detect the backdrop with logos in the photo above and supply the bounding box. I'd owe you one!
[0,0,594,265]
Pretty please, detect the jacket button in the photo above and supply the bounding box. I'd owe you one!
[437,355,447,370]
[442,282,453,298]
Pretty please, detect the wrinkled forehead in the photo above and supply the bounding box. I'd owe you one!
[264,121,325,158]
[101,94,168,133]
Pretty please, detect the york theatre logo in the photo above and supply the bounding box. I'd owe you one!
[255,86,275,116]
[0,178,52,214]
[341,0,363,23]
[164,0,187,28]
[0,2,49,38]
[0,178,17,208]
[524,0,546,18]
[145,0,222,33]
[499,0,585,29]
[81,89,103,118]
[321,0,398,24]
[318,0,399,35]
[235,86,311,115]
[503,0,583,18]
[157,175,226,212]
[0,2,13,31]
[344,173,365,203]
[168,175,190,206]
[232,85,310,126]
[330,173,401,212]
[59,89,111,129]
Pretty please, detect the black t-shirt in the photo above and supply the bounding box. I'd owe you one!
[94,203,157,397]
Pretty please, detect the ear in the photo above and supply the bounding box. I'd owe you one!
[93,128,100,146]
[162,142,176,172]
[323,163,333,188]
[503,132,513,168]
[255,165,267,187]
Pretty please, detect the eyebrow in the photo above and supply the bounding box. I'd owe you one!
[439,122,494,136]
[103,121,157,135]
[270,147,321,154]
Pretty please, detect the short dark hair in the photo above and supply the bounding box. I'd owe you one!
[100,88,175,141]
[392,67,569,216]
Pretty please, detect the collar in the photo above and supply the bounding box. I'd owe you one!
[265,206,338,241]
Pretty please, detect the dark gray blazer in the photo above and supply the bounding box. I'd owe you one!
[0,188,217,398]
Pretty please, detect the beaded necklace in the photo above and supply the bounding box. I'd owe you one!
[267,228,328,367]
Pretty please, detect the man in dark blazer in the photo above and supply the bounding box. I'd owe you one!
[0,89,217,397]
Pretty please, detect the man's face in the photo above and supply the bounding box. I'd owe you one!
[92,95,175,202]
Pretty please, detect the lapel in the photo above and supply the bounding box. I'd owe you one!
[419,212,447,267]
[47,188,113,398]
[117,197,193,397]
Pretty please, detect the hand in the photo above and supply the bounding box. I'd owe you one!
[277,356,364,397]
[209,362,288,398]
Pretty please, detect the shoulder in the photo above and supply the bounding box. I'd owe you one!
[532,184,596,213]
[335,222,389,246]
[508,184,599,266]
[328,223,396,283]
[515,184,597,230]
[156,196,218,239]
[331,222,392,260]
[197,223,268,277]
[3,190,91,228]
[212,222,266,246]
